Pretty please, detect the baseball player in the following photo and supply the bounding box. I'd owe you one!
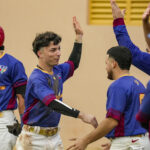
[16,17,98,150]
[136,4,150,138]
[0,26,27,150]
[110,0,150,142]
[67,46,149,150]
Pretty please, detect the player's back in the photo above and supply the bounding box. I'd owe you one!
[106,75,147,138]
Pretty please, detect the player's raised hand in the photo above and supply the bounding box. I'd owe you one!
[78,112,98,128]
[110,0,125,20]
[142,3,150,22]
[73,16,83,36]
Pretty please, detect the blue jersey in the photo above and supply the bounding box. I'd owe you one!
[136,81,150,125]
[113,18,150,75]
[106,75,147,138]
[0,53,27,111]
[23,61,74,127]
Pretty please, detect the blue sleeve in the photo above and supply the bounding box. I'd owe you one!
[136,81,150,122]
[32,78,56,106]
[140,81,150,116]
[57,61,74,82]
[106,86,127,121]
[11,61,27,88]
[113,18,150,75]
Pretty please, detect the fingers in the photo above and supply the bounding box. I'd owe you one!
[143,3,150,20]
[73,16,77,27]
[72,16,83,36]
[67,144,76,150]
[110,0,118,9]
[148,3,150,9]
[101,144,109,147]
[122,9,126,16]
[69,138,77,141]
[101,143,111,150]
[73,16,79,27]
[110,0,124,19]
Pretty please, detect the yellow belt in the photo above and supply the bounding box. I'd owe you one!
[0,112,3,117]
[130,134,145,138]
[23,125,58,136]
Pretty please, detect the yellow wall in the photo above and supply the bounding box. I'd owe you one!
[0,0,149,149]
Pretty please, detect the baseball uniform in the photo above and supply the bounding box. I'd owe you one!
[0,52,27,150]
[106,75,149,150]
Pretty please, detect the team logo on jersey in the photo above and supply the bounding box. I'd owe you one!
[57,73,61,79]
[0,65,8,74]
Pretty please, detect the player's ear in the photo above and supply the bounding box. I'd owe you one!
[37,49,43,58]
[111,60,117,69]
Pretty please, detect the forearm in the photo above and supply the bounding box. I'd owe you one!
[17,94,25,114]
[83,118,118,145]
[68,35,82,70]
[113,18,150,75]
[48,99,80,118]
[113,18,135,49]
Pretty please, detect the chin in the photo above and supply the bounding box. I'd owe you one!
[53,62,59,66]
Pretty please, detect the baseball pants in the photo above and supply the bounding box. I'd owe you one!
[16,126,63,150]
[0,110,17,150]
[110,133,150,150]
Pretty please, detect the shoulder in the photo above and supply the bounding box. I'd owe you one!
[53,62,71,73]
[29,68,47,83]
[54,61,71,69]
[5,53,24,66]
[109,76,140,90]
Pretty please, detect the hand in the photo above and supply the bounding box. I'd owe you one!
[73,16,83,36]
[67,138,88,150]
[142,3,150,22]
[101,142,111,150]
[110,0,125,20]
[78,112,98,128]
[7,120,22,136]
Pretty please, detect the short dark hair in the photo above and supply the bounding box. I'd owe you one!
[107,46,132,70]
[32,31,61,56]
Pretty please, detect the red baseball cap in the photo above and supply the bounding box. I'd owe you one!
[0,26,4,47]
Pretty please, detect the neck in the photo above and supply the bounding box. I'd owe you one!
[0,50,4,56]
[113,69,129,80]
[38,61,53,73]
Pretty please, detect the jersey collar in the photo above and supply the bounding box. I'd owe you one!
[0,52,5,59]
[35,65,53,75]
[119,74,131,78]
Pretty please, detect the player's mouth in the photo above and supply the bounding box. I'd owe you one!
[55,58,60,63]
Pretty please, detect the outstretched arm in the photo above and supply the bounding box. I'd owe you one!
[68,17,83,70]
[48,99,98,128]
[143,3,150,50]
[110,0,150,75]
